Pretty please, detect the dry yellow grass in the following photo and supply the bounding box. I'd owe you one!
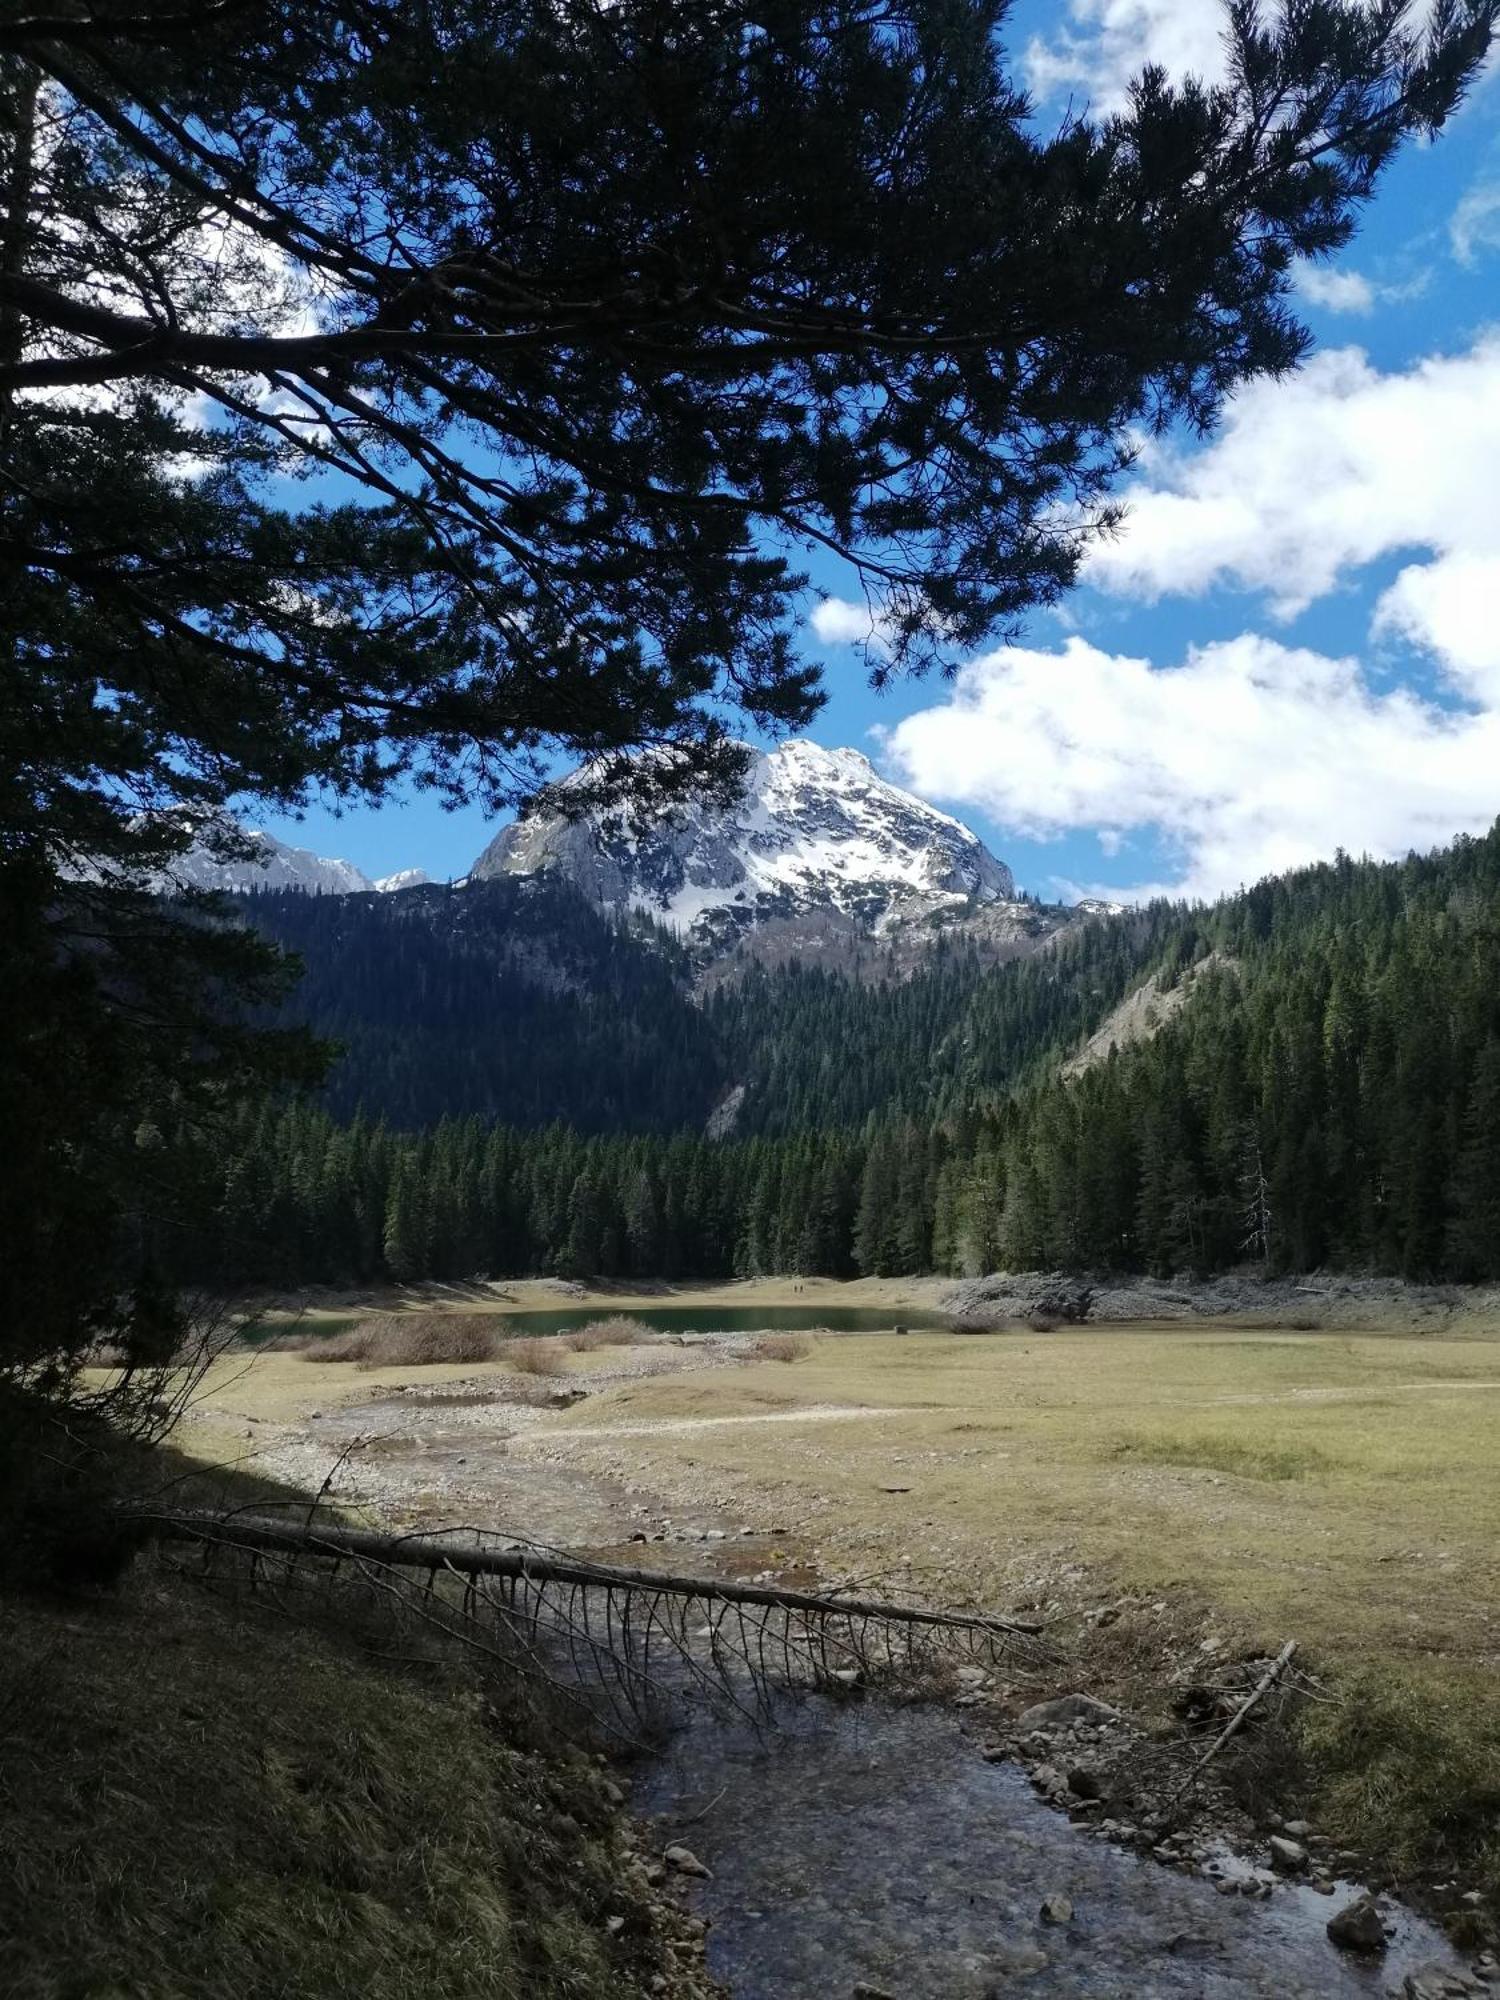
[562,1324,1500,1649]
[178,1317,1500,1900]
[547,1323,1500,1897]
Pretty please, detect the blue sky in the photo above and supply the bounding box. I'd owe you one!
[263,3,1500,903]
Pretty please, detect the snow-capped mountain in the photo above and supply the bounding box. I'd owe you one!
[469,740,1052,964]
[160,826,424,896]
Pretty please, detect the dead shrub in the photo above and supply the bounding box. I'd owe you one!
[303,1314,503,1368]
[559,1315,645,1352]
[505,1336,567,1377]
[751,1332,811,1363]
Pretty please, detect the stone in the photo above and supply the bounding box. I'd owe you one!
[663,1845,712,1880]
[1283,1818,1313,1838]
[955,1666,989,1690]
[1029,1763,1063,1793]
[1016,1694,1121,1732]
[1404,1967,1488,1999]
[1039,1893,1074,1925]
[851,1985,898,2000]
[1268,1836,1309,1874]
[1326,1895,1387,1955]
[1066,1766,1102,1800]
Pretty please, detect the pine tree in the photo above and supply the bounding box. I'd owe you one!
[1447,1039,1500,1278]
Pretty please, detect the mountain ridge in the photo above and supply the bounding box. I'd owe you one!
[470,739,1077,968]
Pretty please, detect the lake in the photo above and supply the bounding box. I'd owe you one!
[490,1303,952,1338]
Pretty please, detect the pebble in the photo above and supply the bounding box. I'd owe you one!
[1016,1693,1121,1731]
[1404,1967,1492,1999]
[663,1844,712,1879]
[1268,1835,1309,1874]
[1039,1892,1074,1925]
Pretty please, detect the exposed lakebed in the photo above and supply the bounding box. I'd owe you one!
[634,1694,1462,2000]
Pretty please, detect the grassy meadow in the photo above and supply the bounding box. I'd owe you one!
[179,1313,1500,1911]
[541,1323,1500,1901]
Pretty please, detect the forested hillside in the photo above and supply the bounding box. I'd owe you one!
[242,879,723,1132]
[242,876,1169,1137]
[181,826,1500,1289]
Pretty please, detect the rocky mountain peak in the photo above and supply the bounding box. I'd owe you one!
[157,824,423,896]
[469,739,1021,958]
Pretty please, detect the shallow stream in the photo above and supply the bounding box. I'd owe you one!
[635,1694,1461,1999]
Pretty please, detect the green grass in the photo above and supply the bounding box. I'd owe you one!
[0,1560,694,1999]
[1300,1661,1500,1922]
[1105,1431,1335,1481]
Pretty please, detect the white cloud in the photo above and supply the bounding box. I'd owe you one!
[1087,334,1500,621]
[810,596,885,646]
[1023,0,1465,119]
[880,632,1500,902]
[1451,177,1500,264]
[1024,0,1229,117]
[1373,555,1500,701]
[1296,266,1378,315]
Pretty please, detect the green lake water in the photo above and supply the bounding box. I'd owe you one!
[489,1304,950,1338]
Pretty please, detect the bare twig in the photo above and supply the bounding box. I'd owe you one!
[1170,1640,1298,1804]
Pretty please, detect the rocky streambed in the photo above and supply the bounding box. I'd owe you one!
[633,1692,1487,2000]
[203,1346,1495,1999]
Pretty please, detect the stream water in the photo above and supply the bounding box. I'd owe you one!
[634,1694,1461,2000]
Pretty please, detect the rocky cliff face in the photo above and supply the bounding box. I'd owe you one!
[470,740,1045,962]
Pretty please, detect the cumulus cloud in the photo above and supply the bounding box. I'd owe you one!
[1373,555,1500,700]
[1087,334,1500,628]
[1024,0,1229,116]
[878,632,1500,902]
[1296,265,1379,315]
[1023,0,1457,116]
[810,596,885,646]
[1451,177,1500,264]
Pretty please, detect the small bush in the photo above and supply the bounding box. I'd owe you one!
[751,1333,811,1363]
[1025,1310,1064,1332]
[305,1315,503,1369]
[506,1337,567,1377]
[560,1316,645,1353]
